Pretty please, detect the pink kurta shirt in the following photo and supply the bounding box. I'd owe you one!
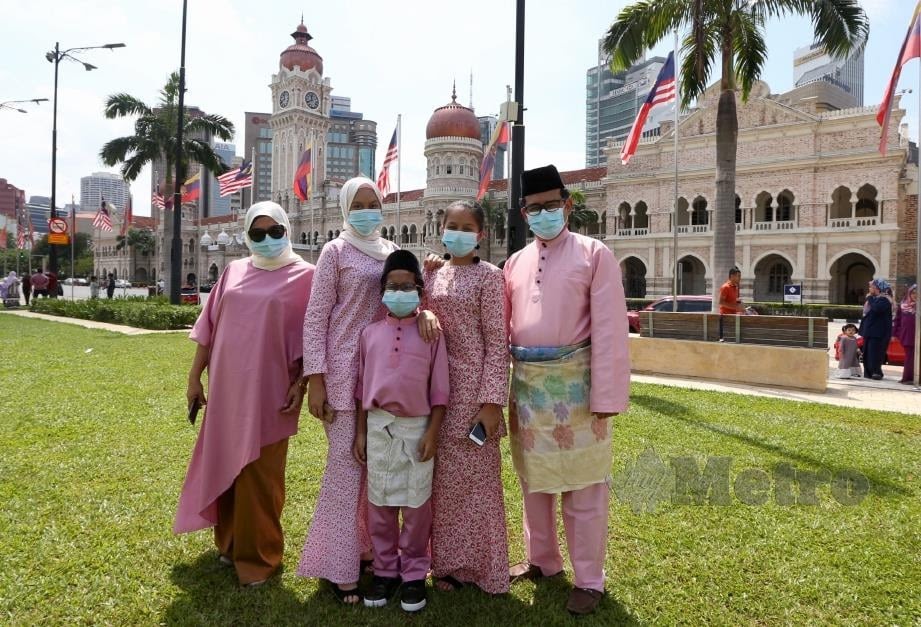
[303,239,389,411]
[175,258,315,533]
[356,313,450,417]
[504,228,629,414]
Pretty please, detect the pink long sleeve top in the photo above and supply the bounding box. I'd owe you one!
[503,228,630,414]
[175,258,314,533]
[355,313,450,418]
[302,239,389,411]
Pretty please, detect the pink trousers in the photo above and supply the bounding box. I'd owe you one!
[368,499,432,582]
[520,479,609,591]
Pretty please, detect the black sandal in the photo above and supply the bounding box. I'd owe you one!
[329,581,363,605]
[436,575,465,591]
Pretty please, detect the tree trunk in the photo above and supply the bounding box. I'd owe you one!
[712,88,738,311]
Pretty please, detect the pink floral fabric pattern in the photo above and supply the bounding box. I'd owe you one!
[424,261,510,594]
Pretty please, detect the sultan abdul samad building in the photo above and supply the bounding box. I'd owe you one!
[100,21,918,305]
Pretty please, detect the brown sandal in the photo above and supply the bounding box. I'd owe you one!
[566,587,604,615]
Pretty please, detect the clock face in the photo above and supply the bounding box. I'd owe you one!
[279,91,290,108]
[305,91,320,110]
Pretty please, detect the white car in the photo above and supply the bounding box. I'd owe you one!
[114,279,131,288]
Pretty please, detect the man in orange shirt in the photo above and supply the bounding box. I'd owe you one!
[719,267,744,315]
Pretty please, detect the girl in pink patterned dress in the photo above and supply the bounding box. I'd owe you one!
[297,177,439,605]
[425,200,510,594]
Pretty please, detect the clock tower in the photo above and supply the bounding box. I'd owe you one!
[269,19,331,212]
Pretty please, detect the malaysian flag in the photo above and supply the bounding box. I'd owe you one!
[93,198,114,232]
[16,206,28,249]
[477,120,509,200]
[620,52,677,165]
[152,184,165,210]
[218,160,253,197]
[120,194,133,237]
[293,149,312,201]
[878,1,921,154]
[377,126,398,196]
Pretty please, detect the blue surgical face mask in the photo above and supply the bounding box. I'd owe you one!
[441,229,479,257]
[382,289,420,318]
[249,235,289,258]
[527,209,566,240]
[348,209,383,236]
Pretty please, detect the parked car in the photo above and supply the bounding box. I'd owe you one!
[114,279,131,289]
[833,333,905,366]
[627,295,713,333]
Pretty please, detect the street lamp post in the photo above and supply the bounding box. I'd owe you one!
[46,41,125,275]
[508,0,527,256]
[170,0,190,305]
[0,98,48,114]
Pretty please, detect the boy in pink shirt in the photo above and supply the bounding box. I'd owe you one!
[353,250,449,613]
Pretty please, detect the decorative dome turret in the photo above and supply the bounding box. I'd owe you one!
[216,230,231,245]
[199,232,213,246]
[280,19,323,74]
[426,83,481,140]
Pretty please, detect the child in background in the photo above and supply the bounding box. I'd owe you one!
[352,250,449,613]
[835,323,861,379]
[89,276,100,299]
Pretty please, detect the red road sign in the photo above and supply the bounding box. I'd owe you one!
[49,218,68,234]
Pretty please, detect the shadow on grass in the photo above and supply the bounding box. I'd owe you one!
[531,575,640,626]
[632,393,910,498]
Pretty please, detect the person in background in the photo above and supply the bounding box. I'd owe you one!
[21,272,31,305]
[892,284,917,384]
[834,323,861,379]
[176,201,314,587]
[106,273,116,300]
[353,250,449,613]
[0,272,18,302]
[47,271,59,299]
[89,276,100,299]
[31,270,49,299]
[859,278,893,380]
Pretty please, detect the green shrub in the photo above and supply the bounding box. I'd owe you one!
[30,297,200,330]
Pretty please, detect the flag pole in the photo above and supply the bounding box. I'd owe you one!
[397,114,402,245]
[310,134,316,263]
[914,56,921,389]
[70,194,75,300]
[672,30,680,312]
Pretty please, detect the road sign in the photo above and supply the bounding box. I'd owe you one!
[48,233,70,245]
[49,218,68,234]
[783,284,803,303]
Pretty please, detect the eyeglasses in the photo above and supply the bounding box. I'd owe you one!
[384,282,420,292]
[523,201,564,216]
[248,225,286,241]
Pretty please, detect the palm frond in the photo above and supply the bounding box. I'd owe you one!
[103,94,151,119]
[732,9,768,100]
[183,139,227,177]
[186,114,235,142]
[679,24,718,105]
[808,0,869,59]
[604,0,690,72]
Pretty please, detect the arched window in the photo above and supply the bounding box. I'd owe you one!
[435,158,442,175]
[388,226,396,241]
[831,186,852,219]
[410,224,418,244]
[327,230,333,241]
[446,158,454,175]
[335,230,341,237]
[618,202,632,230]
[691,197,708,225]
[735,195,742,224]
[769,262,791,295]
[401,225,409,244]
[855,184,879,217]
[634,202,648,229]
[776,190,794,222]
[300,232,307,245]
[380,227,388,239]
[756,191,774,222]
[312,231,319,244]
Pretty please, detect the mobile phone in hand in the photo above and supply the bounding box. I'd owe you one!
[468,422,487,446]
[188,398,202,425]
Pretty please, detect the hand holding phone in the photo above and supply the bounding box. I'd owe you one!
[188,397,202,425]
[468,422,487,446]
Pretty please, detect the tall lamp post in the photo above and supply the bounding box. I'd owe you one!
[507,0,527,256]
[0,98,48,113]
[46,42,125,274]
[170,0,190,305]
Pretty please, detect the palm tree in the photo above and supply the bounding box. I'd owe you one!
[100,72,234,185]
[115,228,156,281]
[567,189,599,232]
[603,1,867,309]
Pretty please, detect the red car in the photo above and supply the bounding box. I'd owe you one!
[627,295,713,333]
[833,333,905,366]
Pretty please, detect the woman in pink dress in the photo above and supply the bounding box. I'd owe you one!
[176,201,314,587]
[425,200,510,594]
[297,177,440,604]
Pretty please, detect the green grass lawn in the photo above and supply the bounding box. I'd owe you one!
[0,315,919,626]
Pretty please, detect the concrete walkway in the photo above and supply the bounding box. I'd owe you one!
[0,310,187,335]
[4,309,918,414]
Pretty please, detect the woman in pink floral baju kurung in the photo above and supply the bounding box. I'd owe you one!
[297,179,399,598]
[424,202,510,594]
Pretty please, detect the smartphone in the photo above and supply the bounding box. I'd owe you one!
[188,398,202,425]
[468,422,487,446]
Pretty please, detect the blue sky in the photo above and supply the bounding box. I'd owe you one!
[0,0,916,216]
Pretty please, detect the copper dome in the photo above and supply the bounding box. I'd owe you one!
[280,21,323,74]
[426,87,481,140]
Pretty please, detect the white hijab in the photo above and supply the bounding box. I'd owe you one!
[243,201,305,271]
[337,177,398,261]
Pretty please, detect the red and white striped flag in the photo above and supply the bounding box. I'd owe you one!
[93,198,113,232]
[878,1,921,154]
[152,185,165,210]
[218,160,254,197]
[621,52,676,165]
[377,126,398,196]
